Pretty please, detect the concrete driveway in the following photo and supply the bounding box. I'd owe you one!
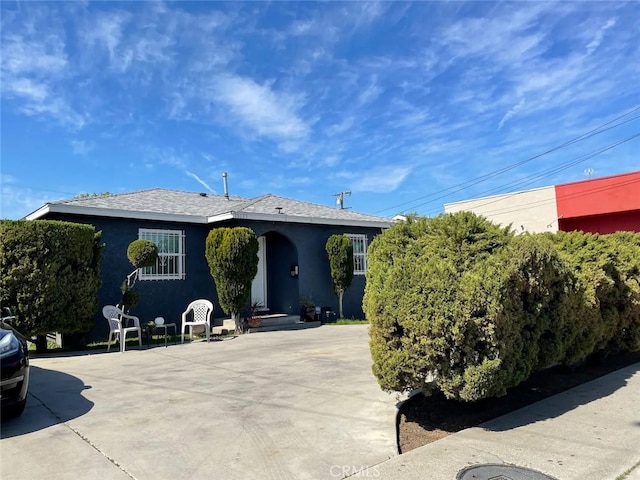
[1,325,398,480]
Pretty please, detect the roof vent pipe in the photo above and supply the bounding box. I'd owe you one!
[222,172,229,199]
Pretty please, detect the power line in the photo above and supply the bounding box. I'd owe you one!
[419,131,640,216]
[374,105,640,215]
[416,131,639,217]
[449,175,640,219]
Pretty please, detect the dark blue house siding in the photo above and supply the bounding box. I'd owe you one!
[43,213,383,341]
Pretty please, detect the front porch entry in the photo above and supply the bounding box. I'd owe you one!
[251,232,299,315]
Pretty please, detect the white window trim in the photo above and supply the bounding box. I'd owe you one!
[138,228,186,281]
[345,233,368,276]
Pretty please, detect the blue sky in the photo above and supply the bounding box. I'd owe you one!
[1,1,639,220]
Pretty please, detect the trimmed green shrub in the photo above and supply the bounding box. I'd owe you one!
[0,220,103,350]
[365,213,516,400]
[547,231,640,360]
[127,239,158,268]
[325,234,354,318]
[205,227,259,332]
[446,235,582,400]
[366,214,640,402]
[119,239,157,312]
[121,289,140,310]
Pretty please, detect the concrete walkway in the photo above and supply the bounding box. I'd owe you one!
[3,324,639,480]
[373,362,640,480]
[1,326,397,480]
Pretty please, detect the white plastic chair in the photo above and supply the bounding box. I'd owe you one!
[181,299,214,343]
[102,305,142,353]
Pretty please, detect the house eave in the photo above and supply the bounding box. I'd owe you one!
[26,204,390,229]
[25,204,209,224]
[209,211,390,229]
[206,212,235,223]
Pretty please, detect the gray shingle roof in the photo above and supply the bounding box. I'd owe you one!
[50,189,247,217]
[236,194,390,224]
[32,188,391,227]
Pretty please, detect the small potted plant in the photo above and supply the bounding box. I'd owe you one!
[246,299,264,328]
[299,296,316,322]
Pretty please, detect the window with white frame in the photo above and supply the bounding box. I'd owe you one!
[345,233,368,275]
[138,229,186,280]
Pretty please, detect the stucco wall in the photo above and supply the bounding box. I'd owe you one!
[47,213,219,341]
[242,219,381,320]
[444,185,558,233]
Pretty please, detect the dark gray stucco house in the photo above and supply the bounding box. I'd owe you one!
[26,189,390,339]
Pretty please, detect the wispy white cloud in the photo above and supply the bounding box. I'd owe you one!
[358,76,383,106]
[70,139,94,156]
[348,166,413,193]
[1,9,86,129]
[82,10,131,65]
[5,77,49,102]
[185,171,216,193]
[327,117,355,136]
[1,33,68,75]
[498,98,526,130]
[586,18,616,55]
[212,74,309,141]
[322,155,341,168]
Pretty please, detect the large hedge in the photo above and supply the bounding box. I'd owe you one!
[547,231,640,360]
[365,213,516,401]
[205,227,259,332]
[0,220,103,347]
[365,213,640,402]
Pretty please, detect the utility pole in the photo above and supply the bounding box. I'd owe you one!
[333,191,351,209]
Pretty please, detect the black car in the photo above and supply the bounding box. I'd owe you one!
[1,308,30,418]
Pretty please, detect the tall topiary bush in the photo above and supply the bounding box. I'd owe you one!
[325,234,354,318]
[205,227,259,333]
[119,239,158,312]
[0,220,103,352]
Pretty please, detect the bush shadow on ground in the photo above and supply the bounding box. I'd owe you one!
[0,366,94,439]
[399,351,640,452]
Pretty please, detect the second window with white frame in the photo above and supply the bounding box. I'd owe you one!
[345,233,368,275]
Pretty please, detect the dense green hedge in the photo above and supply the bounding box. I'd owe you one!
[0,220,103,341]
[365,213,640,402]
[546,231,640,359]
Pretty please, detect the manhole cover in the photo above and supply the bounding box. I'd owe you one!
[457,464,558,480]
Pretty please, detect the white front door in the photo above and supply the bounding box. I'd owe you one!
[251,236,267,309]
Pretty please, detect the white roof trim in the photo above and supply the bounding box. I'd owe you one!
[25,205,51,220]
[206,212,235,223]
[216,211,390,228]
[26,202,390,229]
[26,204,209,224]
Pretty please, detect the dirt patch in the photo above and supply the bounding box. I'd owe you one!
[398,350,640,453]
